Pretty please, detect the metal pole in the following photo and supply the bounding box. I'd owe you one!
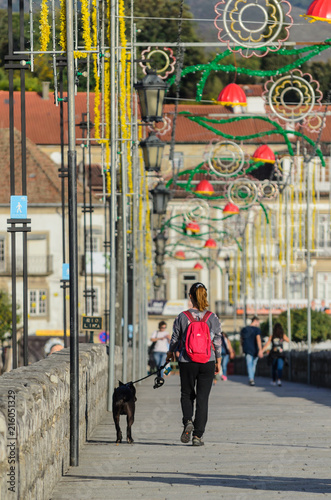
[285,186,292,380]
[66,0,79,466]
[20,0,28,366]
[242,228,247,326]
[267,214,273,337]
[306,160,312,384]
[233,248,237,333]
[108,0,117,411]
[121,144,128,382]
[59,67,68,348]
[252,222,257,315]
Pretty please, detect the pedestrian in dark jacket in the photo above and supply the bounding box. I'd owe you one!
[240,316,263,386]
[166,282,222,446]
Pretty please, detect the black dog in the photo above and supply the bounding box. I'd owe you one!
[112,381,136,444]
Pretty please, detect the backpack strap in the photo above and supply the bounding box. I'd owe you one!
[201,311,212,323]
[183,310,196,323]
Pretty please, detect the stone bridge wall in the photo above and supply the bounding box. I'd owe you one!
[0,344,110,500]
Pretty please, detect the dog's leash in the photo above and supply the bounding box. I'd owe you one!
[128,362,169,389]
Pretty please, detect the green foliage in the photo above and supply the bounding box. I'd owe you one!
[0,291,20,342]
[261,309,331,343]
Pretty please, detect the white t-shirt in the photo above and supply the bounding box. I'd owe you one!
[150,330,169,353]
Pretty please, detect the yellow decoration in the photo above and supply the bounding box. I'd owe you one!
[59,0,67,51]
[298,158,303,250]
[41,294,46,300]
[278,191,283,262]
[81,0,92,52]
[312,161,316,250]
[246,225,252,288]
[31,302,36,308]
[92,0,100,139]
[39,0,51,52]
[290,186,294,264]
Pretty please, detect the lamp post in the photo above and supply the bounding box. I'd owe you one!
[140,132,165,172]
[150,181,171,215]
[134,69,168,123]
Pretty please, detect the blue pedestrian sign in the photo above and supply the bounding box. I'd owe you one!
[62,263,70,280]
[10,196,27,219]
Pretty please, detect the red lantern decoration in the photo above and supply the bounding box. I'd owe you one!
[195,179,214,195]
[186,222,200,234]
[204,238,217,249]
[304,0,331,23]
[217,83,247,107]
[252,145,276,164]
[175,250,186,260]
[223,202,240,215]
[193,262,203,270]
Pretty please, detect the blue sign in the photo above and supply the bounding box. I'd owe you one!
[62,263,70,280]
[99,331,109,343]
[10,196,27,219]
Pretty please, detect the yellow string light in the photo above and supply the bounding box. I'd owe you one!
[298,158,303,251]
[105,0,111,194]
[290,185,294,264]
[312,161,316,250]
[81,0,92,52]
[39,0,50,52]
[278,191,283,262]
[59,0,66,51]
[92,0,100,139]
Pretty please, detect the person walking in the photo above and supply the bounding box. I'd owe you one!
[150,321,170,376]
[166,282,222,446]
[220,333,235,381]
[240,316,263,386]
[262,322,290,387]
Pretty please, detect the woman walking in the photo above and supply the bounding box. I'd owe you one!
[262,322,289,387]
[166,282,222,446]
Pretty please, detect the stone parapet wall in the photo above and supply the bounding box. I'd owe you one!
[0,344,108,500]
[234,350,331,388]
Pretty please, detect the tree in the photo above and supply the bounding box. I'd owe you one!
[0,290,20,342]
[261,309,331,343]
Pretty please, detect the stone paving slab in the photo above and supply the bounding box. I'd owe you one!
[51,374,331,500]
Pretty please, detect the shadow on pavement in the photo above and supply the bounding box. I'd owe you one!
[66,472,331,493]
[227,375,331,408]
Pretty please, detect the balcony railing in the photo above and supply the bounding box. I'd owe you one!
[0,255,53,275]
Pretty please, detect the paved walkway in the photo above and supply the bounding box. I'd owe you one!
[51,374,331,500]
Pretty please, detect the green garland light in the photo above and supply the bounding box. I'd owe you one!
[167,41,331,101]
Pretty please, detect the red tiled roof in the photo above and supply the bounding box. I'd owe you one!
[0,91,330,147]
[0,129,99,204]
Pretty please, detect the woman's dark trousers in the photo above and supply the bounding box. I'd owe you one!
[179,361,215,438]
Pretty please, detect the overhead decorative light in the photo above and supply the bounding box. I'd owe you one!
[139,132,165,172]
[252,145,276,164]
[175,250,186,260]
[217,83,247,107]
[204,238,217,249]
[195,179,214,195]
[134,69,168,123]
[150,181,171,215]
[186,221,200,234]
[303,0,331,23]
[223,202,239,215]
[193,262,203,270]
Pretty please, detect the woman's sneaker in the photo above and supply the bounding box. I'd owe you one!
[180,420,194,443]
[192,436,204,446]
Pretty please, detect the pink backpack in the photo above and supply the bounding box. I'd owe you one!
[183,310,213,363]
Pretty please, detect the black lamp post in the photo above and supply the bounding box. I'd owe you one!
[224,255,230,275]
[154,231,168,255]
[150,181,171,215]
[140,132,165,172]
[155,254,164,266]
[155,264,165,278]
[134,70,168,123]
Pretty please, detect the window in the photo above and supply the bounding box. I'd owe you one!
[172,152,184,172]
[317,214,331,249]
[317,273,331,301]
[29,289,47,316]
[86,287,99,315]
[86,235,100,252]
[179,273,198,299]
[288,273,306,300]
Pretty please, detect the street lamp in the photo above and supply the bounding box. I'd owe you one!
[155,254,164,265]
[150,181,171,215]
[134,70,168,123]
[156,264,165,278]
[140,132,165,172]
[154,231,168,255]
